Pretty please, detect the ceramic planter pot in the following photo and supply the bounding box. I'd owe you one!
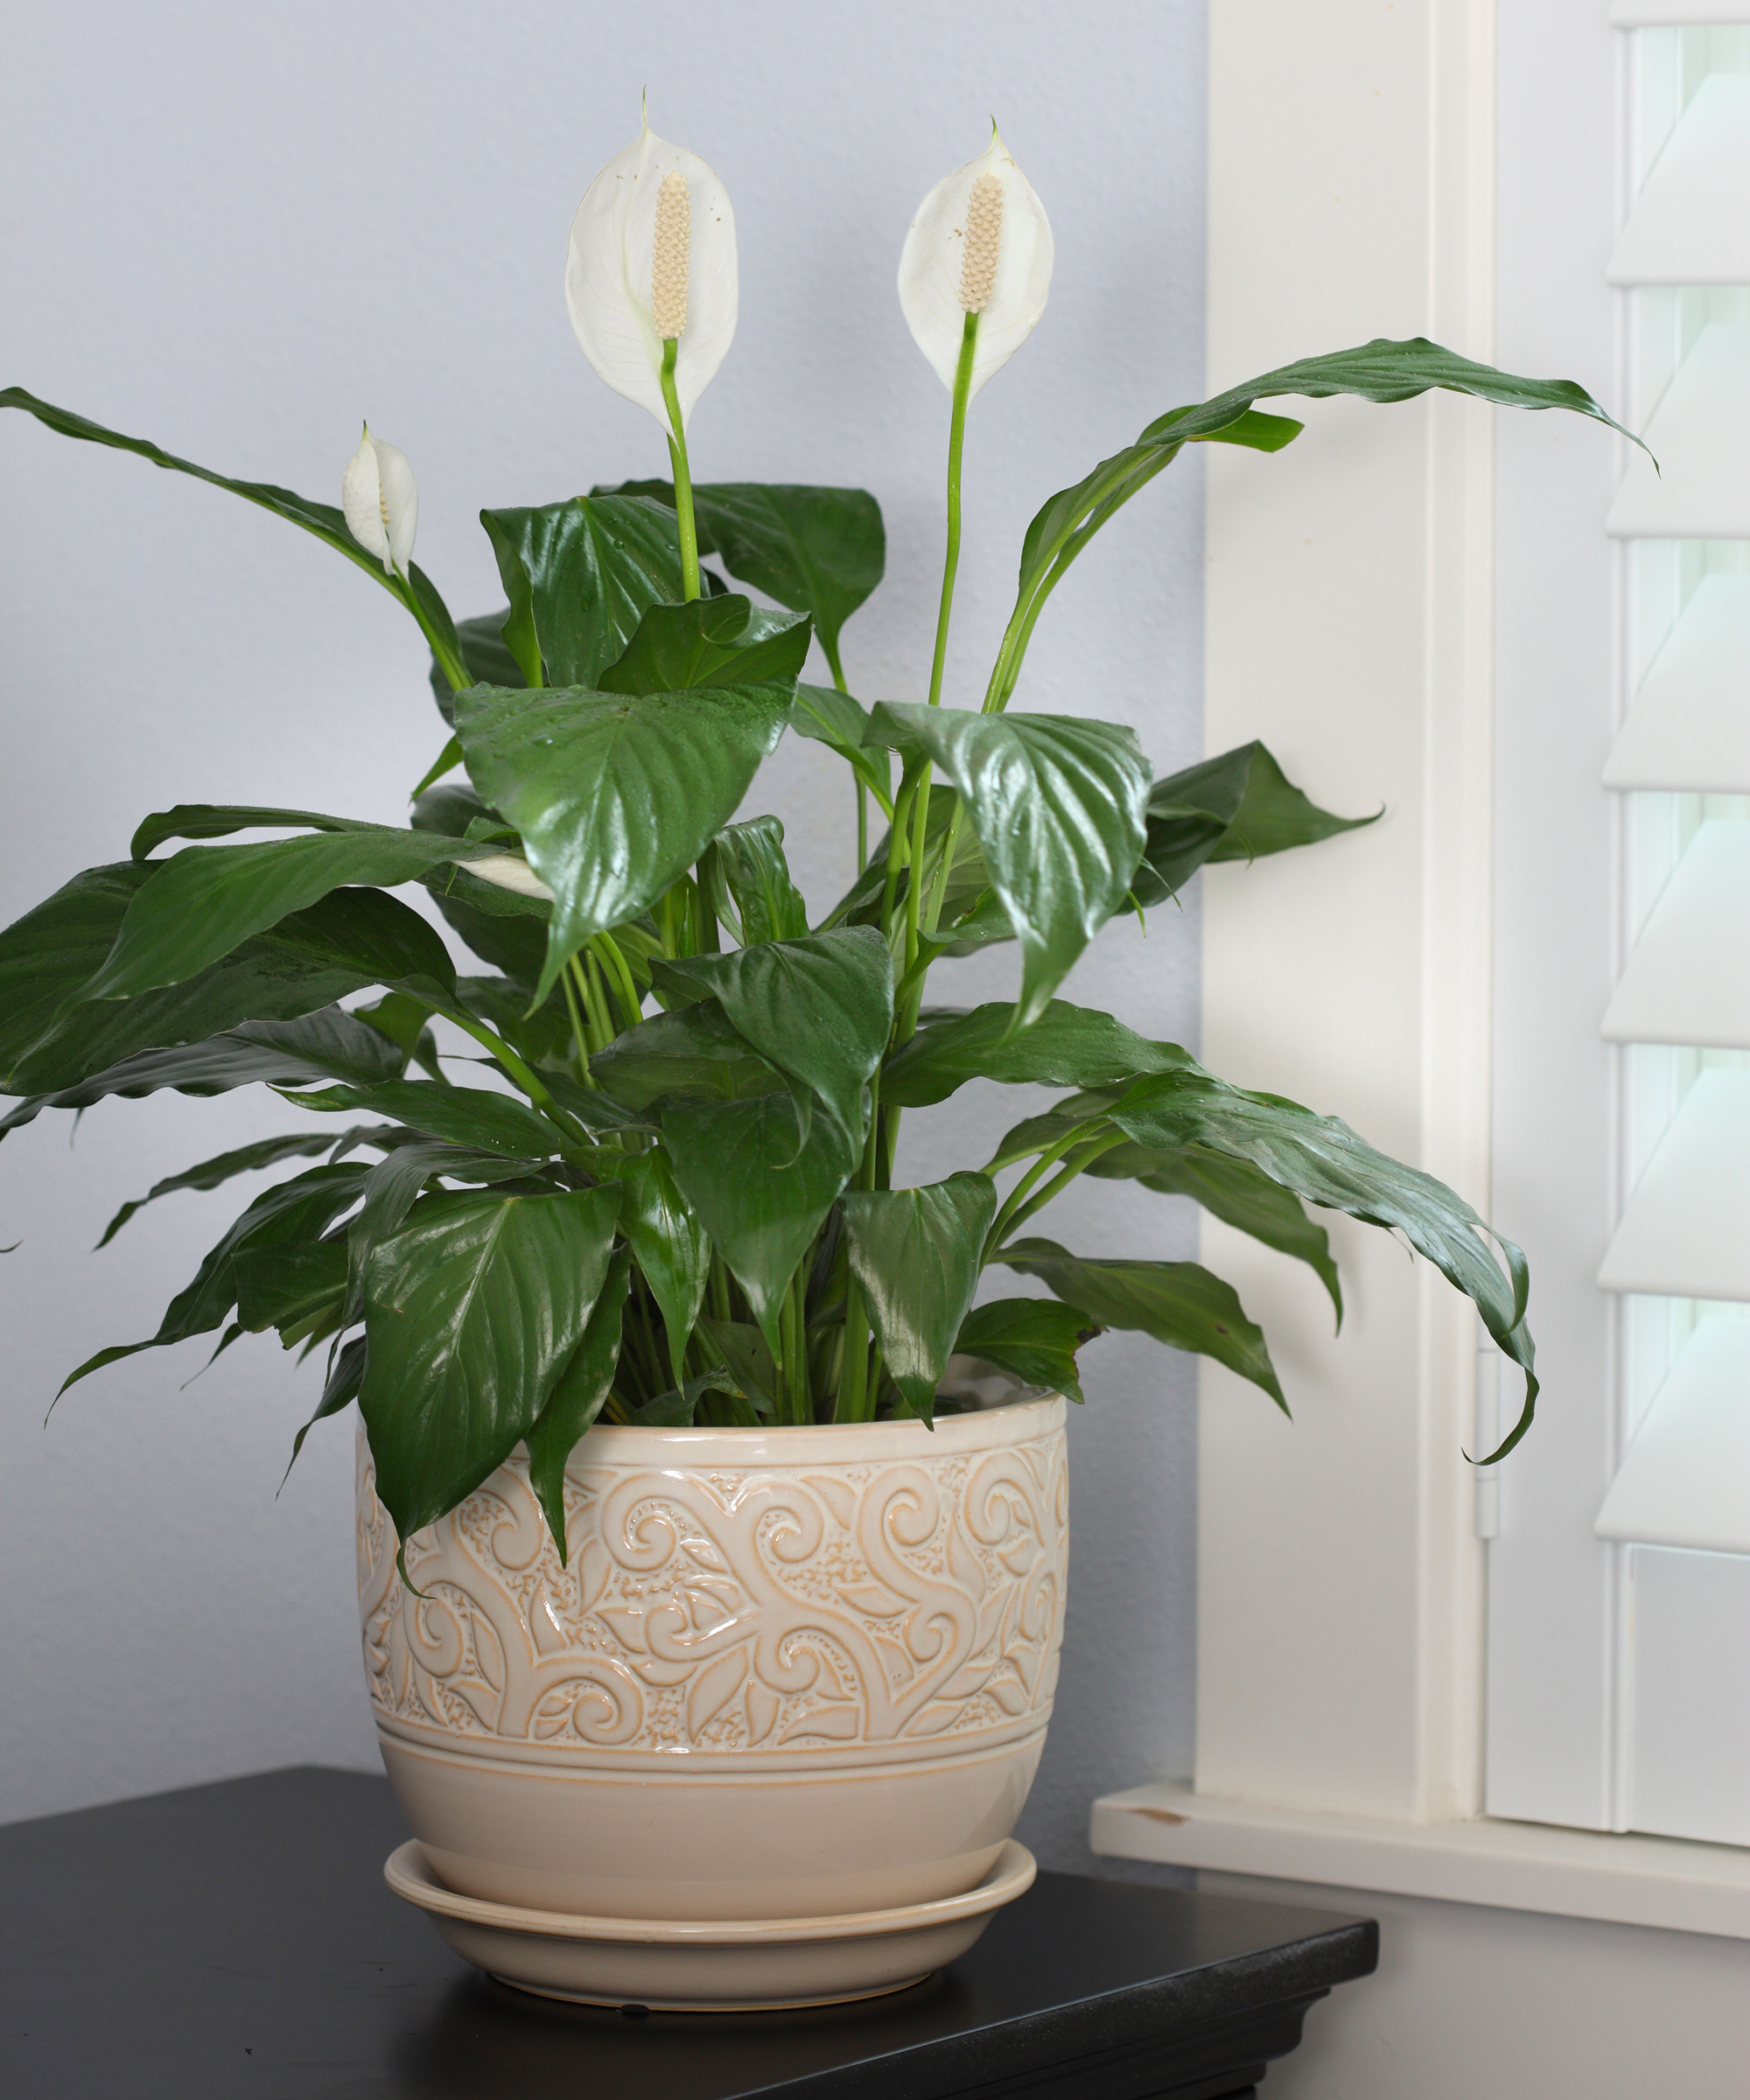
[356,1396,1067,1925]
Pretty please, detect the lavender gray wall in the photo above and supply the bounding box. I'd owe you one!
[0,0,1208,1859]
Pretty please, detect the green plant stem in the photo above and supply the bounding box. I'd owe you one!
[557,964,598,1085]
[986,1132,1130,1258]
[398,575,472,693]
[836,1278,871,1423]
[441,1006,583,1143]
[822,632,869,876]
[984,1124,1119,1251]
[590,933,643,1032]
[660,340,701,603]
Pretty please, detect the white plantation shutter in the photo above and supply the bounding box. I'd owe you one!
[1586,19,1750,1848]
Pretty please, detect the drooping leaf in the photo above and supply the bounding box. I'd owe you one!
[0,388,464,662]
[1103,1068,1536,1454]
[74,830,490,1005]
[697,1316,780,1412]
[698,816,810,946]
[598,595,813,696]
[343,1140,540,1323]
[274,1078,564,1158]
[1134,742,1376,905]
[358,1184,622,1544]
[996,1236,1285,1410]
[591,999,787,1111]
[129,804,374,859]
[652,927,893,1150]
[599,480,886,675]
[598,1150,710,1383]
[234,1239,350,1348]
[628,1368,740,1427]
[953,1297,1102,1405]
[453,680,792,1002]
[352,990,446,1083]
[15,886,458,1096]
[479,494,686,689]
[662,1092,858,1353]
[1,1008,406,1137]
[840,1172,998,1418]
[453,976,572,1067]
[94,1129,385,1248]
[286,1334,368,1478]
[0,864,154,1082]
[881,999,1193,1109]
[870,705,1151,1025]
[526,1245,634,1558]
[57,1164,370,1396]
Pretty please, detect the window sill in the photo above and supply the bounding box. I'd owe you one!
[1089,1784,1750,1940]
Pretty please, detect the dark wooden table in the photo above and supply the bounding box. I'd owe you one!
[0,1767,1376,2098]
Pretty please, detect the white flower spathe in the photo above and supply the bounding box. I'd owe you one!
[899,126,1054,400]
[466,853,556,903]
[341,427,418,578]
[565,120,738,432]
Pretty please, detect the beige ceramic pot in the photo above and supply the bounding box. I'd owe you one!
[356,1396,1068,1923]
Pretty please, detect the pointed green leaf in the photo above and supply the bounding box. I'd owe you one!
[76,830,490,1005]
[789,685,893,811]
[840,1172,998,1418]
[697,1317,780,1411]
[58,1164,369,1396]
[591,999,787,1111]
[286,1334,368,1479]
[0,864,155,1083]
[661,1092,858,1353]
[1135,742,1376,904]
[342,1139,542,1324]
[1106,1068,1536,1452]
[996,1236,1285,1410]
[629,1368,740,1426]
[358,1184,622,1542]
[274,1078,563,1158]
[94,1129,384,1248]
[15,886,458,1096]
[600,1151,710,1383]
[479,494,686,689]
[871,705,1150,1025]
[882,999,1193,1110]
[128,805,374,859]
[953,1297,1102,1405]
[652,927,892,1149]
[234,1239,350,1348]
[526,1246,634,1558]
[453,681,792,1002]
[699,816,810,946]
[1,1008,407,1138]
[598,595,813,696]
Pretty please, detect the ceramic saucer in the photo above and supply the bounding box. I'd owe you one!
[384,1838,1036,2011]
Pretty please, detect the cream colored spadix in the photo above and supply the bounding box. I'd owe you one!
[340,426,418,578]
[566,120,738,430]
[899,127,1054,398]
[466,853,555,904]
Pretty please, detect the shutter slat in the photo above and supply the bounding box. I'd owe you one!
[1598,1070,1750,1298]
[1602,822,1750,1047]
[1606,575,1750,791]
[1596,1320,1750,1553]
[1608,77,1750,285]
[1606,322,1750,540]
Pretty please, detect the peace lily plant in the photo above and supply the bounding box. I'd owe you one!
[0,119,1625,1572]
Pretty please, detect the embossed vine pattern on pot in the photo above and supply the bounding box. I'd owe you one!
[358,1430,1068,1754]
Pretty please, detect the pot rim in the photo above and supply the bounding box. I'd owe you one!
[542,1391,1066,1471]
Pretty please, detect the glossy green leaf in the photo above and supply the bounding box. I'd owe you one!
[430,609,526,725]
[598,595,812,697]
[234,1239,350,1348]
[600,481,885,673]
[479,494,685,689]
[789,684,892,811]
[1107,1070,1536,1452]
[58,1164,369,1396]
[699,816,810,946]
[129,805,373,859]
[359,1184,622,1544]
[601,1150,710,1382]
[882,999,1193,1110]
[275,1078,564,1158]
[0,864,154,1083]
[1,1008,406,1137]
[76,830,489,1005]
[840,1173,998,1418]
[653,927,892,1150]
[0,388,464,664]
[953,1297,1101,1404]
[697,1316,780,1411]
[996,1236,1284,1410]
[454,680,792,1003]
[526,1246,634,1558]
[662,1092,858,1353]
[352,991,446,1083]
[870,705,1151,1025]
[343,1139,540,1324]
[94,1129,386,1248]
[592,999,786,1112]
[16,886,458,1096]
[1135,742,1376,905]
[286,1334,368,1478]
